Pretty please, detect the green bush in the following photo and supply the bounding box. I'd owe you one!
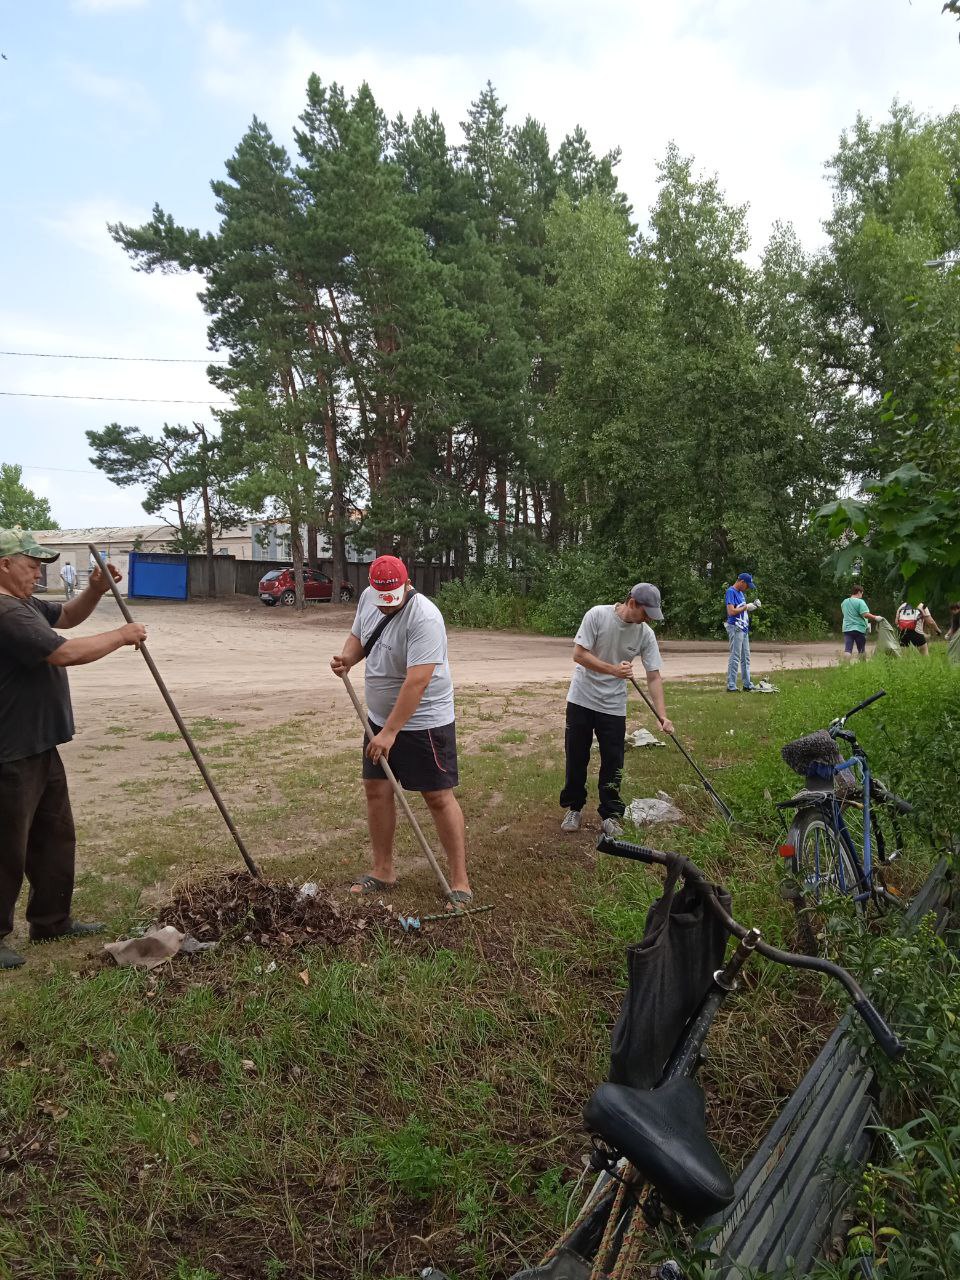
[435,555,839,640]
[435,568,534,630]
[528,548,630,636]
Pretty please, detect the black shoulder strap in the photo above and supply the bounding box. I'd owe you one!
[363,587,418,658]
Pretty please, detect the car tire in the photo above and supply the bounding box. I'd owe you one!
[280,589,296,606]
[339,587,354,603]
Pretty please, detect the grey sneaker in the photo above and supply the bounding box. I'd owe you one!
[0,944,25,970]
[560,809,582,833]
[601,817,624,838]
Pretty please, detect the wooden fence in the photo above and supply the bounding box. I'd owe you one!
[142,554,458,600]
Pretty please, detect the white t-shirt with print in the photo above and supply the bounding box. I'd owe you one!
[351,588,455,730]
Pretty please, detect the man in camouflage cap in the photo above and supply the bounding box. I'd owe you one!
[0,528,147,969]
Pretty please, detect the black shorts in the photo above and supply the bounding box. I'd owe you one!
[843,631,866,654]
[898,629,927,649]
[362,721,459,791]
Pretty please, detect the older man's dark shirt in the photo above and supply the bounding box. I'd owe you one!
[0,597,73,763]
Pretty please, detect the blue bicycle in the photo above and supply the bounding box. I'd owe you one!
[777,690,914,923]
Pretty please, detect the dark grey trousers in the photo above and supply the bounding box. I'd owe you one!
[0,749,76,939]
[560,701,627,819]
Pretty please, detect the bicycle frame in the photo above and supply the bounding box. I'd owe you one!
[538,930,761,1274]
[779,690,908,907]
[418,839,904,1280]
[833,753,874,896]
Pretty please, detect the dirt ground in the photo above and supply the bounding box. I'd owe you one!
[56,594,836,807]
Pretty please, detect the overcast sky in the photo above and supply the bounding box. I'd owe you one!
[2,0,958,531]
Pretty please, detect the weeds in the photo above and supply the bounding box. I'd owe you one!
[802,906,960,1280]
[0,660,957,1277]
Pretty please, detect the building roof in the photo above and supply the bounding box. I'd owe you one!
[33,525,171,545]
[32,525,252,546]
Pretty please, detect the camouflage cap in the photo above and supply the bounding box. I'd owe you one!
[0,527,60,562]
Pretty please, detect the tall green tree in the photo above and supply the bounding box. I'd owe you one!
[112,119,330,605]
[542,149,852,632]
[87,422,243,595]
[295,78,452,563]
[0,463,57,529]
[814,104,960,468]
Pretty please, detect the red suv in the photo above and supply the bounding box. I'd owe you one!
[258,567,355,606]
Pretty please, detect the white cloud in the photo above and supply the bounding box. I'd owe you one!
[193,3,960,254]
[43,198,208,329]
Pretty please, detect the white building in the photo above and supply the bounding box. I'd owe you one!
[31,520,372,592]
[31,524,258,591]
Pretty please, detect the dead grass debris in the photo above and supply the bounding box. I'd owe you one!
[156,871,405,950]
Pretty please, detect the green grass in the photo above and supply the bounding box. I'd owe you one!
[1,655,957,1279]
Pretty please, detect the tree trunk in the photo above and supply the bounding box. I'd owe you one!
[475,459,489,568]
[548,480,564,549]
[495,460,508,564]
[307,524,318,571]
[291,506,306,612]
[324,394,349,594]
[200,481,216,599]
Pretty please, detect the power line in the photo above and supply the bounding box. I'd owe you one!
[0,349,228,364]
[0,390,230,405]
[15,464,101,475]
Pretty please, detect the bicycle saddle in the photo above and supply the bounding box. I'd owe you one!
[583,1077,735,1220]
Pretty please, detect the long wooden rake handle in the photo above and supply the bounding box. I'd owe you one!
[88,544,262,879]
[629,674,734,824]
[340,671,453,900]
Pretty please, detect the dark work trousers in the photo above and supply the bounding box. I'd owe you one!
[559,701,627,820]
[0,749,76,939]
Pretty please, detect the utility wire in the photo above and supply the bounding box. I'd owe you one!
[0,349,228,364]
[0,391,230,405]
[15,464,101,475]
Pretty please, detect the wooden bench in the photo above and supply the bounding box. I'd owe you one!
[701,858,956,1277]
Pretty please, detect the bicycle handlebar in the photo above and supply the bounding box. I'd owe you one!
[832,689,886,730]
[597,835,906,1060]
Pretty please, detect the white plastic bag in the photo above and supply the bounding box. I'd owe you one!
[625,791,683,825]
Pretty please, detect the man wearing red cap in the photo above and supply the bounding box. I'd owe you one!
[331,555,472,906]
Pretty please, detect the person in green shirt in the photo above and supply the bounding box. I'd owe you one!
[840,584,883,661]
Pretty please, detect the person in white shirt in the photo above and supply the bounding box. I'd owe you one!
[895,600,941,656]
[60,563,77,599]
[331,555,472,907]
[560,583,675,838]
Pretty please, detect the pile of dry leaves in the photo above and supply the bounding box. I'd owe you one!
[156,872,402,950]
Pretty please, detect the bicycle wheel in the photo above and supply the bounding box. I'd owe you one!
[789,809,863,905]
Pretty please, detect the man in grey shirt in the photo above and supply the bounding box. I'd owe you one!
[331,555,472,907]
[560,582,675,838]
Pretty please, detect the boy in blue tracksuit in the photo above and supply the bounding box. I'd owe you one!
[724,573,760,692]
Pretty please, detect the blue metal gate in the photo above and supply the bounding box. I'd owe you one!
[128,552,188,600]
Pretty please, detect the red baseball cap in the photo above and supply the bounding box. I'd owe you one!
[369,555,409,606]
